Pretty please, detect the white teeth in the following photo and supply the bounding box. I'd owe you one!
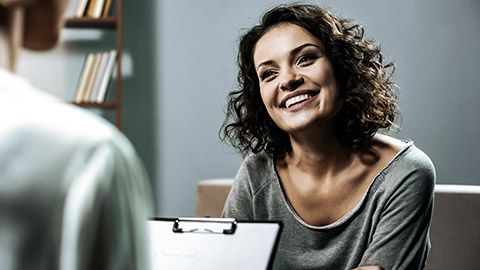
[285,94,312,108]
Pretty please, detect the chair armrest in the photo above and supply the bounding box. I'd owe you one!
[195,179,234,218]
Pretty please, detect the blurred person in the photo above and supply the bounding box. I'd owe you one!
[221,4,435,270]
[0,0,153,269]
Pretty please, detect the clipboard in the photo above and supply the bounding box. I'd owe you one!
[148,217,282,270]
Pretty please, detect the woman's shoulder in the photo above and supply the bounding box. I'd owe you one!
[241,151,273,170]
[236,151,277,191]
[372,135,435,190]
[369,134,435,182]
[402,142,436,176]
[373,134,406,153]
[373,134,423,161]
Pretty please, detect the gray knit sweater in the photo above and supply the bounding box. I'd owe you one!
[222,141,435,270]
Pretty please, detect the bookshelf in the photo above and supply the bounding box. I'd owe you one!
[65,0,123,129]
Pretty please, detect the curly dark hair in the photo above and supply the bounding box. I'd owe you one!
[221,4,398,158]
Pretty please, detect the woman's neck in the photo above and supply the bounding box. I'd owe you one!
[284,123,354,181]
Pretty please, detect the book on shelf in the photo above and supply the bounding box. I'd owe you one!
[89,51,109,102]
[74,0,113,18]
[74,53,94,103]
[74,0,89,17]
[73,50,117,104]
[83,52,102,102]
[85,0,97,18]
[102,0,113,17]
[92,0,106,18]
[96,50,117,103]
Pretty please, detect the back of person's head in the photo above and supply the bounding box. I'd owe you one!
[0,1,153,269]
[0,0,69,69]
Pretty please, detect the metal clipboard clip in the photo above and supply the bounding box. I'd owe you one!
[172,217,237,234]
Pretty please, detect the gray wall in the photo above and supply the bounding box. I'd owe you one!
[17,0,480,217]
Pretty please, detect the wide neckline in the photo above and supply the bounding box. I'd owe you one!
[271,140,413,230]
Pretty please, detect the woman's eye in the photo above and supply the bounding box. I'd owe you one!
[297,54,318,66]
[260,70,277,81]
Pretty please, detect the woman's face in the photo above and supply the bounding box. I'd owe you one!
[253,23,341,135]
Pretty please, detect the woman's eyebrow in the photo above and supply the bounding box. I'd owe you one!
[256,43,321,71]
[257,60,275,72]
[290,43,321,56]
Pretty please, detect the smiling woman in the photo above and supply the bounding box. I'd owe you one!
[221,4,435,270]
[222,5,398,157]
[253,23,341,136]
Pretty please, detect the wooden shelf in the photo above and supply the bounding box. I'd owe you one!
[64,17,117,29]
[66,0,123,129]
[73,102,118,108]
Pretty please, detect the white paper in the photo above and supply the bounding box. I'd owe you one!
[148,219,280,270]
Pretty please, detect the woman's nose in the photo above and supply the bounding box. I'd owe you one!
[279,69,304,91]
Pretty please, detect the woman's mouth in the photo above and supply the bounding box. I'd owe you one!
[282,91,319,109]
[285,93,314,108]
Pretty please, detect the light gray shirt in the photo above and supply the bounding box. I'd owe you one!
[222,141,435,270]
[0,68,153,270]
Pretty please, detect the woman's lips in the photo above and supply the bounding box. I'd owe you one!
[281,90,320,108]
[285,93,313,108]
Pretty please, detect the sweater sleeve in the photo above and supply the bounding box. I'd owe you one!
[360,150,436,270]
